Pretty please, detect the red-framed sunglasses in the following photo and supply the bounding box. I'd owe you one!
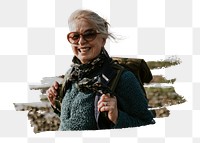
[67,29,101,44]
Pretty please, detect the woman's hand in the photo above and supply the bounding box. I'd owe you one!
[98,93,118,124]
[46,81,59,108]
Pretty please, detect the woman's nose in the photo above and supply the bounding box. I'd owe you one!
[78,35,87,45]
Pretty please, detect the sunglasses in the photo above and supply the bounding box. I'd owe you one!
[67,29,101,44]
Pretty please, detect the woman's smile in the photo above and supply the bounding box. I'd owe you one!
[77,46,91,53]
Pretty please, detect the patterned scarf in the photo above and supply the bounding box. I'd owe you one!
[68,49,113,94]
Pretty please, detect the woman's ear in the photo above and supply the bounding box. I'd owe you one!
[102,38,106,47]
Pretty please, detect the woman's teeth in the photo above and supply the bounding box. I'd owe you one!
[78,47,90,53]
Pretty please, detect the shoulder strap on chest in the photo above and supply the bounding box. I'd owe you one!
[53,68,73,116]
[60,68,73,95]
[109,63,125,93]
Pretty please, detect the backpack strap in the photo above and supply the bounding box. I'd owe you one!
[110,59,156,118]
[94,61,118,129]
[109,63,125,93]
[51,68,73,116]
[59,67,73,98]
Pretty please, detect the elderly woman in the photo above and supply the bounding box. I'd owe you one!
[47,9,155,130]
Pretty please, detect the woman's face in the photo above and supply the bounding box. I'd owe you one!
[68,19,106,64]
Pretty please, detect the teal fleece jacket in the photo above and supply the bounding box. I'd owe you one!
[59,70,155,131]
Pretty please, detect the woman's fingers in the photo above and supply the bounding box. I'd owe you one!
[46,81,59,107]
[97,94,118,124]
[54,81,59,90]
[47,89,55,105]
[98,101,109,111]
[97,94,117,112]
[98,94,109,111]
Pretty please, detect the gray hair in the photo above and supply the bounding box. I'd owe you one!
[68,9,115,40]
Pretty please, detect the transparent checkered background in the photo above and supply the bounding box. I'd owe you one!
[0,0,200,143]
